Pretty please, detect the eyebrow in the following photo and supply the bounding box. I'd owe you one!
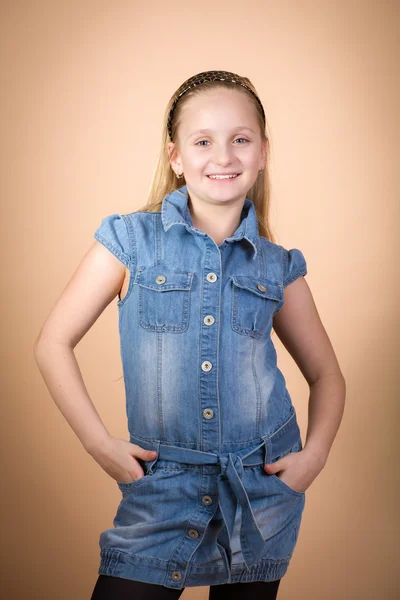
[187,126,256,139]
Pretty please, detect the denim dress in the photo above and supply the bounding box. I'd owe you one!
[93,184,308,589]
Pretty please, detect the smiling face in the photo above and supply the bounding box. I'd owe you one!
[168,88,267,207]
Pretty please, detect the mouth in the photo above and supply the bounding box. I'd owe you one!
[206,173,241,181]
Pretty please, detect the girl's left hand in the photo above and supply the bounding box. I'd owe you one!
[264,448,325,494]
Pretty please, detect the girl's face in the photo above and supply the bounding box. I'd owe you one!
[168,89,267,207]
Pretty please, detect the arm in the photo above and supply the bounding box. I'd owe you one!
[33,240,126,455]
[33,239,158,482]
[272,276,346,469]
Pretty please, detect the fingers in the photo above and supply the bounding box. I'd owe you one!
[131,444,158,461]
[124,446,158,482]
[264,455,291,474]
[264,460,282,474]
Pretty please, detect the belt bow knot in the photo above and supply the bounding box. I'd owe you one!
[216,451,266,570]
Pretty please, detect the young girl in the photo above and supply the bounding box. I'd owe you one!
[34,70,346,600]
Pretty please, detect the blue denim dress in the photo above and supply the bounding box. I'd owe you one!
[93,184,308,589]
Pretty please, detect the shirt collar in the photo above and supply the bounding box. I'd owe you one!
[161,184,259,259]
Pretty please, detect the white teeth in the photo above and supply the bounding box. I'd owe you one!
[208,174,238,179]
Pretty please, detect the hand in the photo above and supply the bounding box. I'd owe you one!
[264,447,325,493]
[88,435,158,483]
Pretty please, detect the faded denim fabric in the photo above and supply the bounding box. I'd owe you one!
[93,184,307,589]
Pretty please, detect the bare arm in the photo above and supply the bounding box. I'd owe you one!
[273,276,346,468]
[33,240,157,482]
[33,240,127,452]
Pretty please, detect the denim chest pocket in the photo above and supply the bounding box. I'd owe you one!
[135,265,194,332]
[230,275,283,338]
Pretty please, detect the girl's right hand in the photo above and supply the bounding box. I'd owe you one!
[88,436,158,483]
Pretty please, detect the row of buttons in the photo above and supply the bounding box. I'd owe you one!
[171,274,218,582]
[175,256,216,582]
[200,273,218,423]
[203,273,217,414]
[202,275,217,517]
[170,273,218,583]
[170,495,213,582]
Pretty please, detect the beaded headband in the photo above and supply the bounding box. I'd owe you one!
[167,70,266,142]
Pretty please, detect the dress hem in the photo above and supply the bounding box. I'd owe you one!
[98,547,290,589]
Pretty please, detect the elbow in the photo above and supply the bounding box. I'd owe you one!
[33,336,47,362]
[33,336,41,355]
[309,368,346,389]
[33,330,47,354]
[33,333,74,356]
[33,332,56,357]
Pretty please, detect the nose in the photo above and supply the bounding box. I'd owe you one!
[213,144,236,166]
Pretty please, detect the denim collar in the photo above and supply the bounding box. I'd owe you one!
[161,184,258,259]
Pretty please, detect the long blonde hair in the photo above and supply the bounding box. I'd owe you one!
[138,77,275,243]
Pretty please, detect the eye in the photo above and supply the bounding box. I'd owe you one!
[195,137,249,146]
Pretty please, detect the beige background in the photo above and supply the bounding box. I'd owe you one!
[1,1,399,598]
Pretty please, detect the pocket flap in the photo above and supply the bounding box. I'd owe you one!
[136,266,194,292]
[230,275,283,302]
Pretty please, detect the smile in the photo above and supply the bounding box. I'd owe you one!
[207,174,241,180]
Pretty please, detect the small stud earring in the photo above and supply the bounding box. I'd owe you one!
[175,171,183,179]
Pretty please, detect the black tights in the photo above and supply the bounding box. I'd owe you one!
[90,574,281,599]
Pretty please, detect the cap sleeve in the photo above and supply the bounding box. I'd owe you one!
[94,213,131,268]
[283,248,307,287]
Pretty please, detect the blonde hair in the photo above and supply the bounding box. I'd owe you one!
[137,77,275,243]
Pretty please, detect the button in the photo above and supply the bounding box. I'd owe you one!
[155,275,166,284]
[201,361,212,372]
[203,315,215,326]
[188,528,199,539]
[171,571,182,581]
[206,272,218,282]
[257,284,267,292]
[202,495,213,506]
[203,408,214,419]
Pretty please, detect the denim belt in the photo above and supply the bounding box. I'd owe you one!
[130,407,301,570]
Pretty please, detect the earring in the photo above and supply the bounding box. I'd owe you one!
[175,171,183,179]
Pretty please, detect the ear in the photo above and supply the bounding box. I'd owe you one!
[259,138,269,170]
[167,142,182,174]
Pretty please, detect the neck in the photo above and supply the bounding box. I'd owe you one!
[188,195,245,246]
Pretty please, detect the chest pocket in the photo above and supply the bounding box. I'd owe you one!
[135,265,194,332]
[230,275,283,339]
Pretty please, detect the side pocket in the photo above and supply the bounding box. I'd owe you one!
[116,457,157,497]
[269,438,305,497]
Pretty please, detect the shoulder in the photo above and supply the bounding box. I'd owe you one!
[93,209,162,267]
[93,213,135,268]
[258,236,307,288]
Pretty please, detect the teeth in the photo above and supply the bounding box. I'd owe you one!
[208,174,238,179]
